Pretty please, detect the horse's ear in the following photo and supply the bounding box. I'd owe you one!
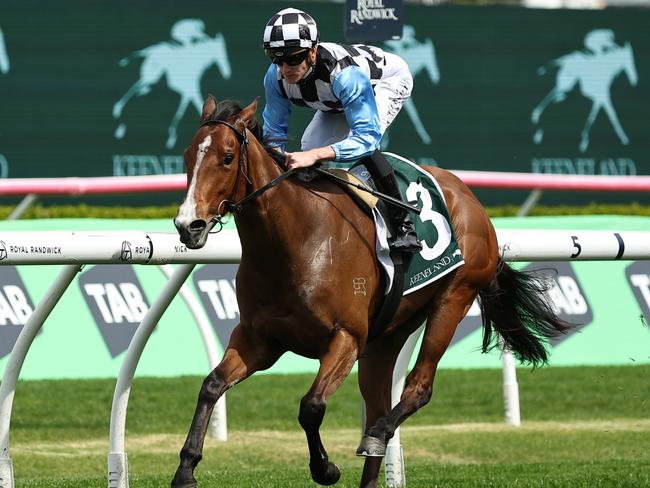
[236,98,259,130]
[200,95,218,124]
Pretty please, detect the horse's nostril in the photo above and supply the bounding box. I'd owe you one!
[189,219,207,233]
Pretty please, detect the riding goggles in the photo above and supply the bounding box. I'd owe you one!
[268,49,310,66]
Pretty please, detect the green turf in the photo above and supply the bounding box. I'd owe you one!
[5,365,650,487]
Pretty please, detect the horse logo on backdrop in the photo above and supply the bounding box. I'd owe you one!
[532,29,638,153]
[113,19,232,149]
[383,25,439,146]
[0,28,9,75]
[0,28,10,179]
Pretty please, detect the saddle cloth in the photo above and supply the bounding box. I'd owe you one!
[329,152,465,295]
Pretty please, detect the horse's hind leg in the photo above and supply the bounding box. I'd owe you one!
[171,324,280,488]
[357,327,414,488]
[113,80,150,119]
[167,96,191,149]
[299,327,358,486]
[532,89,558,125]
[580,102,601,152]
[357,284,478,486]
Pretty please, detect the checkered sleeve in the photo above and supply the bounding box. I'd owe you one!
[262,64,291,150]
[330,66,381,162]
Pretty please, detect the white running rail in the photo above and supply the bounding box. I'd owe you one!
[0,229,648,488]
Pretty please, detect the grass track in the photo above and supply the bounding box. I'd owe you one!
[6,365,650,487]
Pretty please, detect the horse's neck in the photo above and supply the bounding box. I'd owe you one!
[234,139,304,254]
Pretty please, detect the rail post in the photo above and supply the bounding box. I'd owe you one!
[108,263,195,488]
[0,264,82,488]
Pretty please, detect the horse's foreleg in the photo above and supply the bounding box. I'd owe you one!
[403,98,432,145]
[602,99,630,146]
[171,325,280,488]
[358,287,477,461]
[299,327,358,486]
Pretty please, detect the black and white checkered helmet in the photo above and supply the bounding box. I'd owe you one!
[263,8,319,50]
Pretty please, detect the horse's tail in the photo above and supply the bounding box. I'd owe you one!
[478,258,570,367]
[118,49,147,67]
[536,60,557,76]
[536,56,565,76]
[118,53,135,67]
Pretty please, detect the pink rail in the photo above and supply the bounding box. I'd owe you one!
[453,170,650,192]
[0,174,186,196]
[0,171,649,196]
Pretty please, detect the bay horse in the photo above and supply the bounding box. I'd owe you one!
[171,96,567,488]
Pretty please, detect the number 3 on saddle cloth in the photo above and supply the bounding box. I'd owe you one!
[326,153,465,341]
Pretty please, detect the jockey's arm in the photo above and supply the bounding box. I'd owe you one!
[330,66,382,162]
[285,66,381,169]
[262,64,291,151]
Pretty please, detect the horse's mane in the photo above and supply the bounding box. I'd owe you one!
[209,99,287,167]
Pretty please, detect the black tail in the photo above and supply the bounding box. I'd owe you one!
[478,258,570,367]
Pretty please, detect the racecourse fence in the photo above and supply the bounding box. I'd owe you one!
[0,229,648,488]
[0,170,648,488]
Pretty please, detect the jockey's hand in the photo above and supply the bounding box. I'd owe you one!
[285,146,335,170]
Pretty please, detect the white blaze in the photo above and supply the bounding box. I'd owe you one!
[176,135,212,225]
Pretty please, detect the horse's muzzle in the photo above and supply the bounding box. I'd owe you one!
[175,218,209,249]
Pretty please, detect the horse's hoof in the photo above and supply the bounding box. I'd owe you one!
[171,482,196,488]
[311,461,341,486]
[356,435,386,457]
[171,471,197,488]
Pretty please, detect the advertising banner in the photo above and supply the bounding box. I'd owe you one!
[0,216,648,380]
[344,0,403,42]
[0,2,647,205]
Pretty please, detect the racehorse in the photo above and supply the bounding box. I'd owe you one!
[172,96,568,488]
[113,32,231,149]
[532,39,637,152]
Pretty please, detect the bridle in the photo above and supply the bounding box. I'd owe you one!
[198,118,298,233]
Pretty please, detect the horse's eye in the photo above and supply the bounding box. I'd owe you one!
[224,154,234,166]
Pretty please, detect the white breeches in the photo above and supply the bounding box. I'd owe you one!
[300,52,413,151]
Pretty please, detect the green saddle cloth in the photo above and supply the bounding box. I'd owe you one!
[350,152,464,295]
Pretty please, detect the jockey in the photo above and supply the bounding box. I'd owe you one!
[262,7,421,253]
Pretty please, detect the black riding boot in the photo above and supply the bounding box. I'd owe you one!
[362,151,422,253]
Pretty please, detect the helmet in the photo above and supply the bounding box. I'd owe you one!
[171,19,208,44]
[584,29,615,54]
[263,8,319,50]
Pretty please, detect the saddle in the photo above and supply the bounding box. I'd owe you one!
[325,168,379,212]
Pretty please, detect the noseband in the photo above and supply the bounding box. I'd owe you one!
[198,118,298,233]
